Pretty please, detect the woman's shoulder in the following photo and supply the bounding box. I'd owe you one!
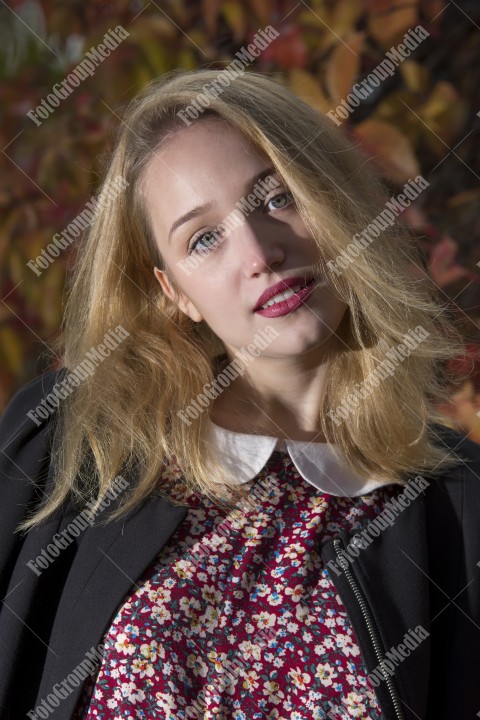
[0,368,65,460]
[2,368,62,412]
[431,422,480,474]
[425,422,480,518]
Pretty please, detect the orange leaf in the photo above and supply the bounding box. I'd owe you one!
[246,0,272,27]
[324,32,364,103]
[367,0,419,46]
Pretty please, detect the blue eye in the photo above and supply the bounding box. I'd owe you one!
[266,191,294,211]
[188,229,223,255]
[187,190,294,255]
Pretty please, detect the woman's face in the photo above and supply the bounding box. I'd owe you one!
[145,116,349,360]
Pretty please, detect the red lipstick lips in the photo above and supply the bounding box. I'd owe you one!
[254,276,318,318]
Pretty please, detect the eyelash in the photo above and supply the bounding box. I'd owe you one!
[187,190,294,255]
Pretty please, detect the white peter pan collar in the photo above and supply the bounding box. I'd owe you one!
[206,419,392,498]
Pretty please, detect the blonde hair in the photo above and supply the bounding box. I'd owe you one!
[17,67,468,533]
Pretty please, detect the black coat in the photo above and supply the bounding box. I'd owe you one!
[1,370,479,720]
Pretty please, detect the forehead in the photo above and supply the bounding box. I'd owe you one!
[142,117,272,236]
[144,116,268,185]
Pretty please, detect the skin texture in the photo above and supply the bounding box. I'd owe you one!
[144,115,350,441]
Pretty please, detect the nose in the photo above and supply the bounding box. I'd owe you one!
[236,216,286,276]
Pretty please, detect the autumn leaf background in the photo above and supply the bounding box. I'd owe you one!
[1,0,479,441]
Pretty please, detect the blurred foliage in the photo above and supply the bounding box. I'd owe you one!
[1,0,479,440]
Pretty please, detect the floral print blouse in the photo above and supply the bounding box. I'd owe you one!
[73,450,403,719]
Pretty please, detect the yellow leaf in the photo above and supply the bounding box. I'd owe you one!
[37,261,65,331]
[296,7,340,55]
[176,49,199,71]
[287,69,332,115]
[222,1,247,44]
[331,0,364,36]
[354,118,420,184]
[127,15,179,42]
[0,326,23,373]
[399,60,429,93]
[418,81,468,153]
[139,37,170,76]
[9,248,28,286]
[134,64,156,88]
[373,89,423,145]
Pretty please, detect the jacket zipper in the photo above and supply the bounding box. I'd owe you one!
[332,538,405,720]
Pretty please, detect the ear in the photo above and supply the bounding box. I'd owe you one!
[153,267,203,323]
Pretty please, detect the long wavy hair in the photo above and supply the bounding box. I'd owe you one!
[17,67,469,533]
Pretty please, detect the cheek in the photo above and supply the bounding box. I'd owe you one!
[315,290,349,333]
[190,282,231,319]
[316,281,347,308]
[294,219,318,247]
[321,300,348,326]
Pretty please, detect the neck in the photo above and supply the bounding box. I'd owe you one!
[211,340,342,443]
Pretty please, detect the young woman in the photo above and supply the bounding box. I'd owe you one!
[1,68,479,720]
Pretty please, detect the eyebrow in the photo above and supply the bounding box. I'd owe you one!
[168,166,278,244]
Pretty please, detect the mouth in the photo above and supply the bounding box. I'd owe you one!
[254,277,317,312]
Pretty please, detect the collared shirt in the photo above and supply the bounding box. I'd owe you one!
[206,419,394,497]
